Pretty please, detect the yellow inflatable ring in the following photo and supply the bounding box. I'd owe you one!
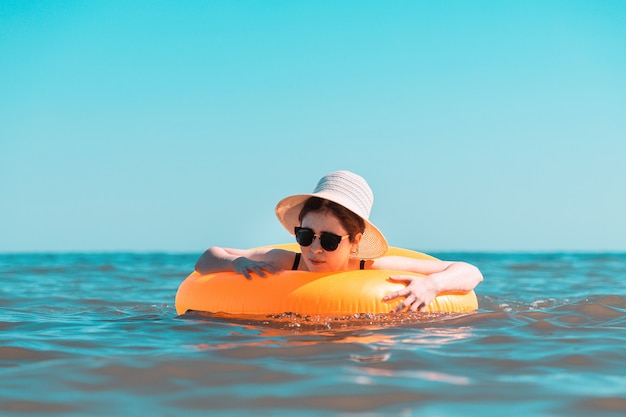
[175,244,478,315]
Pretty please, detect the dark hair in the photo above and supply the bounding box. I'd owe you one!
[298,197,365,242]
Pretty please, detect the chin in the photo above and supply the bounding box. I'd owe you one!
[306,262,333,273]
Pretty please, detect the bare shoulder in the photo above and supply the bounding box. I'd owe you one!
[248,247,298,268]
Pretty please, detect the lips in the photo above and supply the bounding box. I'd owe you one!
[308,258,325,266]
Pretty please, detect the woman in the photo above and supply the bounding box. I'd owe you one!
[195,170,483,312]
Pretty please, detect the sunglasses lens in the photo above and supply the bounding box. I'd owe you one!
[320,234,341,251]
[295,227,314,246]
[295,227,345,251]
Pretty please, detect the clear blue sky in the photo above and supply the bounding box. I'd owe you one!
[1,0,625,253]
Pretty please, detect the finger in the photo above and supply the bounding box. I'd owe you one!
[392,300,409,313]
[263,263,282,274]
[388,275,413,283]
[382,288,409,301]
[251,265,267,278]
[391,303,405,313]
[392,295,416,313]
[256,264,281,277]
[409,301,426,312]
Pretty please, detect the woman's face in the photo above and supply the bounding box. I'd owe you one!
[299,211,360,272]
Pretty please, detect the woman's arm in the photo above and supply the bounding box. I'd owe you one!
[194,247,294,279]
[372,256,483,312]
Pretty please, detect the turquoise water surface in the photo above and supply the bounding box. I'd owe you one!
[1,252,625,416]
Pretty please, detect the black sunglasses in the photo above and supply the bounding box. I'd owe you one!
[294,227,349,252]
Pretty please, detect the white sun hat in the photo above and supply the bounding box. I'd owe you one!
[275,170,388,259]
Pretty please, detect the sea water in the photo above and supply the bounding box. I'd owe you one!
[1,252,625,416]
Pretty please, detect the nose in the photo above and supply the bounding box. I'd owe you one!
[310,236,324,253]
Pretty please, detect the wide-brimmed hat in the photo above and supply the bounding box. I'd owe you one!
[275,170,388,259]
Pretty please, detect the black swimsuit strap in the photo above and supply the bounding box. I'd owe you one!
[360,259,366,270]
[292,252,301,270]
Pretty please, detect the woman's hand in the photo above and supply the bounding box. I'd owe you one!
[233,257,282,279]
[382,275,439,313]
